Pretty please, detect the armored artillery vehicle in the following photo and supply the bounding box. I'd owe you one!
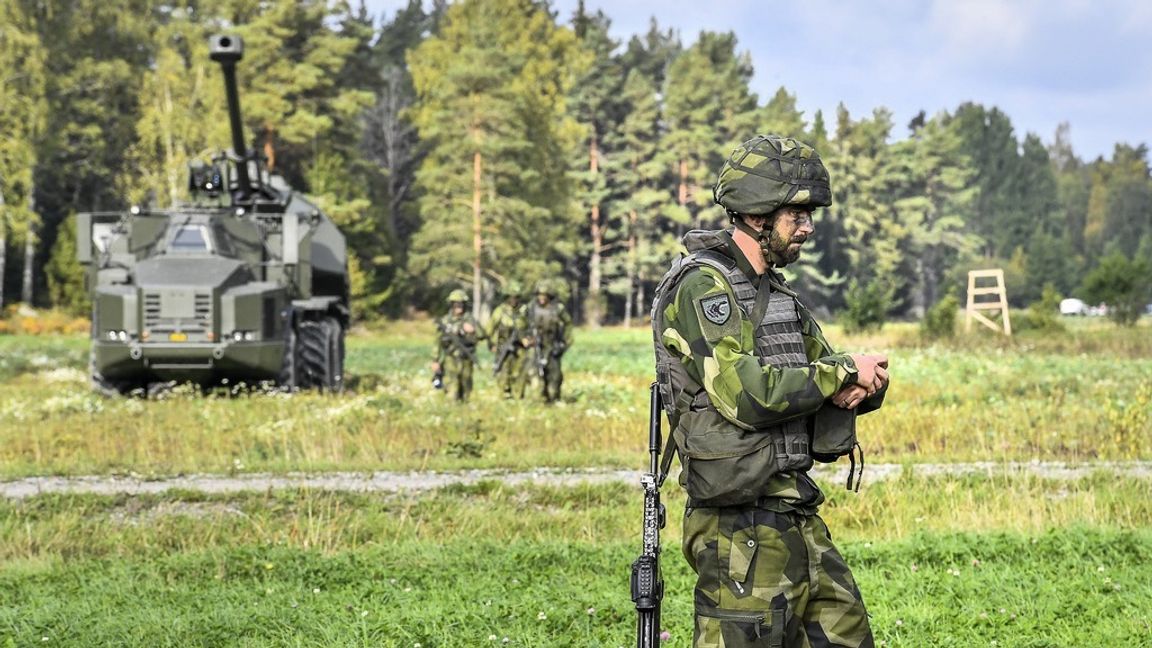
[77,34,349,394]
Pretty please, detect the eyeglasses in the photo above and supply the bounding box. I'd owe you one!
[784,208,815,227]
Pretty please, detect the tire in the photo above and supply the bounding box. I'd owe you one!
[320,316,344,393]
[296,315,344,392]
[297,319,326,390]
[277,325,299,391]
[89,351,133,397]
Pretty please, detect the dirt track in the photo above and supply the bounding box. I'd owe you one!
[4,461,1151,500]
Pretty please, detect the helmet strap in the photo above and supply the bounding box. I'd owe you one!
[732,214,787,268]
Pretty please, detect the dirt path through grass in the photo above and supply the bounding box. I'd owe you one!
[3,461,1152,499]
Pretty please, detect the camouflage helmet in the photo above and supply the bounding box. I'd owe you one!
[534,280,554,297]
[503,280,524,297]
[446,288,469,304]
[713,135,832,216]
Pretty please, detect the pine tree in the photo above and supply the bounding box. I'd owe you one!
[663,31,757,229]
[0,0,47,307]
[407,0,585,315]
[361,0,434,315]
[124,7,228,207]
[569,2,625,326]
[887,114,980,315]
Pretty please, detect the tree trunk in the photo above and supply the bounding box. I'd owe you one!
[635,279,646,324]
[623,207,638,328]
[679,158,694,231]
[0,186,6,308]
[585,134,602,328]
[21,196,35,305]
[163,81,180,205]
[472,150,483,320]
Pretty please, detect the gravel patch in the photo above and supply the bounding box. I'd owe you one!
[2,461,1150,500]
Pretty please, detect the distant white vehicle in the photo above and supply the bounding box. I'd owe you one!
[1060,298,1089,316]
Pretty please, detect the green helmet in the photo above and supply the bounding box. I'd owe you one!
[534,280,554,297]
[446,288,469,304]
[504,280,524,297]
[713,134,832,216]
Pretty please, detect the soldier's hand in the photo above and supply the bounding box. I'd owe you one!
[462,322,475,334]
[832,384,868,409]
[431,361,441,373]
[848,353,888,396]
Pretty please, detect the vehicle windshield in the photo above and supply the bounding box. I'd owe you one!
[170,225,212,253]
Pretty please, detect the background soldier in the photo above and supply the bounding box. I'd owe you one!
[488,280,530,399]
[526,279,573,403]
[653,135,889,647]
[433,289,486,402]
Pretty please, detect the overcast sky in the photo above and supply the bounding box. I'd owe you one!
[362,0,1152,162]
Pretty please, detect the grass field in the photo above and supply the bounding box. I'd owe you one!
[1,319,1151,646]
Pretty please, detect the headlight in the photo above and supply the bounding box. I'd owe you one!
[105,330,128,342]
[231,330,256,342]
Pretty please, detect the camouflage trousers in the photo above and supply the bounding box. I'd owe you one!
[538,353,563,402]
[682,506,873,648]
[494,352,528,399]
[442,356,474,402]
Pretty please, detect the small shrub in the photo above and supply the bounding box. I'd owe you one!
[1081,252,1152,327]
[840,278,890,334]
[1015,284,1065,333]
[920,291,960,339]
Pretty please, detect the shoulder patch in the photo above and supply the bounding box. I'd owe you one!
[699,294,732,325]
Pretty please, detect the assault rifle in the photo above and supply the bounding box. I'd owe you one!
[492,335,520,376]
[531,328,547,378]
[438,322,480,366]
[630,383,667,648]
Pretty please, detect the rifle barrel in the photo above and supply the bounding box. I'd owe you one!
[648,383,662,475]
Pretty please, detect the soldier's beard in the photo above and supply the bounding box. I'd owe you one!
[733,216,806,267]
[768,227,806,266]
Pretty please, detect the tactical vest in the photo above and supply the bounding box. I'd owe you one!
[528,302,563,347]
[652,230,814,507]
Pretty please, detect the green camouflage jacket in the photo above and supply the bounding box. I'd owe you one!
[435,312,486,363]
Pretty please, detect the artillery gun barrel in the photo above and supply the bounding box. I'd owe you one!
[208,34,251,200]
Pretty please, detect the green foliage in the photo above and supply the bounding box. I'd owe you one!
[1082,251,1152,326]
[407,0,586,298]
[840,278,890,333]
[1014,283,1065,333]
[919,291,959,340]
[2,1,1149,325]
[44,215,87,315]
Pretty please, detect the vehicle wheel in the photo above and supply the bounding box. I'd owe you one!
[321,316,344,393]
[89,352,132,397]
[298,319,329,391]
[277,325,299,391]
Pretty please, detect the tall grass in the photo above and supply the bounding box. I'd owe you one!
[0,323,1149,478]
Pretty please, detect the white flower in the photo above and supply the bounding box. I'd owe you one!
[537,611,547,620]
[488,635,497,641]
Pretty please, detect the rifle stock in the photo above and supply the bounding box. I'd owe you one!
[631,383,666,648]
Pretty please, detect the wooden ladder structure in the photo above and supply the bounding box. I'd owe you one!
[966,269,1012,335]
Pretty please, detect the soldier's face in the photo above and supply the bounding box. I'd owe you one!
[768,207,815,266]
[536,293,548,305]
[451,302,465,314]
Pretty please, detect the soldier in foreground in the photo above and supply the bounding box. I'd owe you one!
[526,280,573,403]
[432,289,485,402]
[651,135,889,647]
[488,281,530,399]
